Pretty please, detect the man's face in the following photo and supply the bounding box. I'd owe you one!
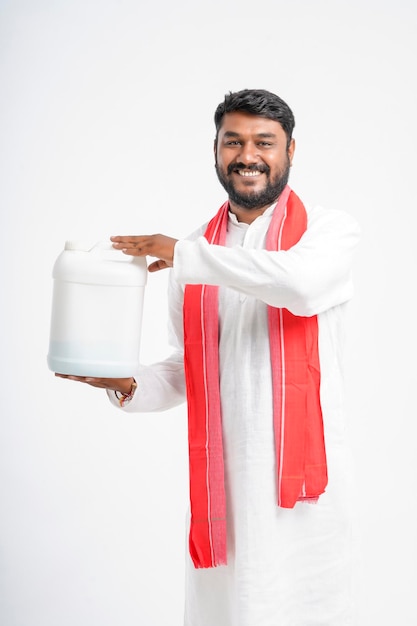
[214,111,295,211]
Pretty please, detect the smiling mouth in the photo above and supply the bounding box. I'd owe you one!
[226,162,269,178]
[235,169,263,177]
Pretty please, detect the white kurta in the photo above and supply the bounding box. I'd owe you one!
[108,201,361,626]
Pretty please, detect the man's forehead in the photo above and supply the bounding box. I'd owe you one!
[219,112,284,136]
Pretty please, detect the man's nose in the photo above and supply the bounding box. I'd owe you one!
[238,141,259,164]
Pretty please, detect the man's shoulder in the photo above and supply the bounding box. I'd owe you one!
[305,203,360,233]
[184,222,209,242]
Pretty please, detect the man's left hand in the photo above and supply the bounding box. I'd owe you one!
[110,234,178,272]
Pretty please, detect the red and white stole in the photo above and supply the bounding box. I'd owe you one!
[183,186,328,569]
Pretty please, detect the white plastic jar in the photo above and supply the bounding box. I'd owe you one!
[47,240,147,377]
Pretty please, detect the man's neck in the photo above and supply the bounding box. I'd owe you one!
[228,201,276,224]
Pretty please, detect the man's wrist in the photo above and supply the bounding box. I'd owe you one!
[115,378,137,406]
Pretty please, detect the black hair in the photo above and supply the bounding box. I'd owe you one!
[214,89,295,146]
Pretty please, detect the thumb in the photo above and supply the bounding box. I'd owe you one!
[148,259,170,272]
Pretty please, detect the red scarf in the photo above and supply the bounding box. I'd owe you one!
[183,186,327,568]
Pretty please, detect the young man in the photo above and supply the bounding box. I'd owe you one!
[58,89,360,625]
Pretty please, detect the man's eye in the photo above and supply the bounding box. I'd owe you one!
[258,142,272,147]
[226,141,240,146]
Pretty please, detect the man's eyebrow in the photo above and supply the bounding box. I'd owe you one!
[256,132,277,139]
[222,131,278,139]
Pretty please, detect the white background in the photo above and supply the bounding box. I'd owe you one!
[1,1,416,624]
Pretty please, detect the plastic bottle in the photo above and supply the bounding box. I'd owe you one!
[47,240,147,377]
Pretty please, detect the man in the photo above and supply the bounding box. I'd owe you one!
[57,89,360,625]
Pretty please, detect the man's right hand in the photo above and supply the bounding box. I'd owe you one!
[55,374,135,395]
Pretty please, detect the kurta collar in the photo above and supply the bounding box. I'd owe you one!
[228,201,278,227]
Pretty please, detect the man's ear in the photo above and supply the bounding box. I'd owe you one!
[288,138,296,165]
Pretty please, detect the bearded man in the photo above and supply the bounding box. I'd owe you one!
[58,89,360,626]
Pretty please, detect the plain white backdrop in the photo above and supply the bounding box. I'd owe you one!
[1,1,416,624]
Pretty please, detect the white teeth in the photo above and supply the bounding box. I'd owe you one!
[237,170,261,177]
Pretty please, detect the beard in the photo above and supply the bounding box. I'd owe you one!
[214,158,291,210]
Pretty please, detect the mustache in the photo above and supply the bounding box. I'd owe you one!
[227,162,270,175]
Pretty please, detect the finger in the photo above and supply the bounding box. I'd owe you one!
[111,238,151,257]
[55,374,91,383]
[148,259,169,272]
[110,236,141,242]
[112,244,147,257]
[110,236,150,246]
[55,373,105,385]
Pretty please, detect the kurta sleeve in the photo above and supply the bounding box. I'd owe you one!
[172,207,360,317]
[106,269,186,413]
